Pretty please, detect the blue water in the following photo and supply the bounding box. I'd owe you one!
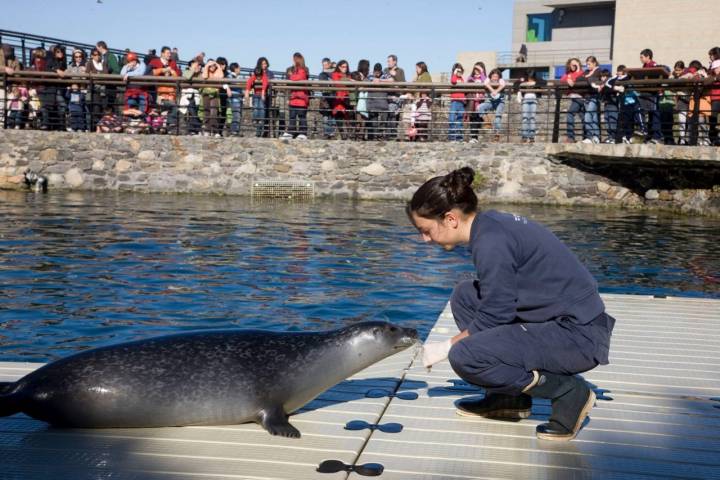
[0,190,718,362]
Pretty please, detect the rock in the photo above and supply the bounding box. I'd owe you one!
[92,160,106,171]
[234,163,257,175]
[596,181,611,193]
[138,150,156,161]
[645,189,659,200]
[321,160,336,171]
[125,138,141,154]
[274,164,291,173]
[361,162,386,176]
[64,168,84,187]
[39,148,58,162]
[115,159,132,173]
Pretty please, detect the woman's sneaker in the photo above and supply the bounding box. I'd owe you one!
[456,393,532,419]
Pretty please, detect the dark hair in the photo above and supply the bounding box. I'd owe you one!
[350,71,363,81]
[322,57,331,63]
[334,60,349,73]
[451,62,464,74]
[689,60,703,70]
[373,62,382,74]
[229,62,239,71]
[388,54,398,63]
[96,41,108,50]
[216,57,227,66]
[488,68,502,79]
[616,64,626,72]
[161,46,171,54]
[709,47,720,61]
[472,61,486,74]
[586,55,598,65]
[674,60,685,70]
[565,57,581,73]
[640,48,653,59]
[407,167,478,220]
[416,61,428,74]
[599,68,611,77]
[254,57,269,75]
[357,59,370,78]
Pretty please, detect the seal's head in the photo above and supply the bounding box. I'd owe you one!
[340,321,418,361]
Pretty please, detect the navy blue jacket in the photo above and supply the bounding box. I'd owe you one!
[467,210,604,333]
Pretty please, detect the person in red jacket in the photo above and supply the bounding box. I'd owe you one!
[148,46,181,132]
[448,63,466,141]
[331,60,351,139]
[560,57,586,142]
[284,52,310,139]
[244,57,271,137]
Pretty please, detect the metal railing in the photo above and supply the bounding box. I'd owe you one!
[496,48,613,67]
[2,71,719,146]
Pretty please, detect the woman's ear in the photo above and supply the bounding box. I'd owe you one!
[443,211,459,229]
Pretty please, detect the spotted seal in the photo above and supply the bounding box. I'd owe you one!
[0,321,418,437]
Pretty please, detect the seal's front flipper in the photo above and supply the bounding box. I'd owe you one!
[258,405,301,438]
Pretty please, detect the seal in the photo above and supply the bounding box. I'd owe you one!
[0,321,417,438]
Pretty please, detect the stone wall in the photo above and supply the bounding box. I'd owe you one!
[1,130,718,216]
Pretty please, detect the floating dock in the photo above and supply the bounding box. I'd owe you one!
[1,294,719,479]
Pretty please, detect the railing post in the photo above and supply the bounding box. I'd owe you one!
[176,78,181,136]
[430,86,435,141]
[2,71,6,130]
[552,87,562,143]
[89,75,95,132]
[21,38,27,68]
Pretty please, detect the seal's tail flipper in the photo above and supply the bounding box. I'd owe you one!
[0,382,21,417]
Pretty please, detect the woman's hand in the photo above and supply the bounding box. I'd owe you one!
[421,339,452,370]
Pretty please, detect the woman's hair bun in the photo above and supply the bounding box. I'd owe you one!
[441,167,475,201]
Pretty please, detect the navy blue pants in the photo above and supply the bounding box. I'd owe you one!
[448,279,615,395]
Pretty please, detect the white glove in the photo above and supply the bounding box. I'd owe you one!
[421,339,452,370]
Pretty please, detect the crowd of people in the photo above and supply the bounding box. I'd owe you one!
[1,40,719,145]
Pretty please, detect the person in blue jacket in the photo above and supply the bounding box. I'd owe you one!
[408,166,615,441]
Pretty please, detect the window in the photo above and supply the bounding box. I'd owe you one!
[527,14,552,42]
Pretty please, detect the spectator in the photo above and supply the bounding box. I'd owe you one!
[582,56,601,143]
[144,48,157,66]
[672,60,692,145]
[145,106,165,134]
[42,45,68,131]
[466,62,487,142]
[244,57,271,137]
[413,93,432,142]
[708,47,720,146]
[477,68,507,142]
[1,44,22,73]
[318,57,336,139]
[66,49,87,75]
[215,57,229,134]
[560,57,585,143]
[367,63,390,140]
[224,62,244,137]
[86,48,108,128]
[201,59,225,137]
[639,48,663,144]
[331,60,351,140]
[66,82,87,131]
[517,70,545,143]
[171,47,180,64]
[122,108,149,134]
[448,63,466,141]
[180,59,202,135]
[686,60,711,145]
[120,52,148,114]
[353,60,371,140]
[615,65,641,144]
[285,52,310,139]
[415,61,432,83]
[383,54,406,139]
[597,68,622,143]
[96,106,123,133]
[6,84,28,129]
[148,46,181,133]
[96,41,120,112]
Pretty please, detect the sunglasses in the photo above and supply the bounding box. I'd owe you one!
[316,460,384,476]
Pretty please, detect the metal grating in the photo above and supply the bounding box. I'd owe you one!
[251,179,315,198]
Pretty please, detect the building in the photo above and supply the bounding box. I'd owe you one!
[458,0,714,79]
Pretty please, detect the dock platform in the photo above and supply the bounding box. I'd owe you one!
[1,294,719,479]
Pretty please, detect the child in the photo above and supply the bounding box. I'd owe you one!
[96,107,123,133]
[448,63,466,141]
[66,83,86,131]
[122,109,149,134]
[146,107,166,134]
[27,87,41,129]
[516,70,545,143]
[477,68,507,142]
[596,69,621,143]
[6,84,28,129]
[413,95,432,142]
[614,65,641,143]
